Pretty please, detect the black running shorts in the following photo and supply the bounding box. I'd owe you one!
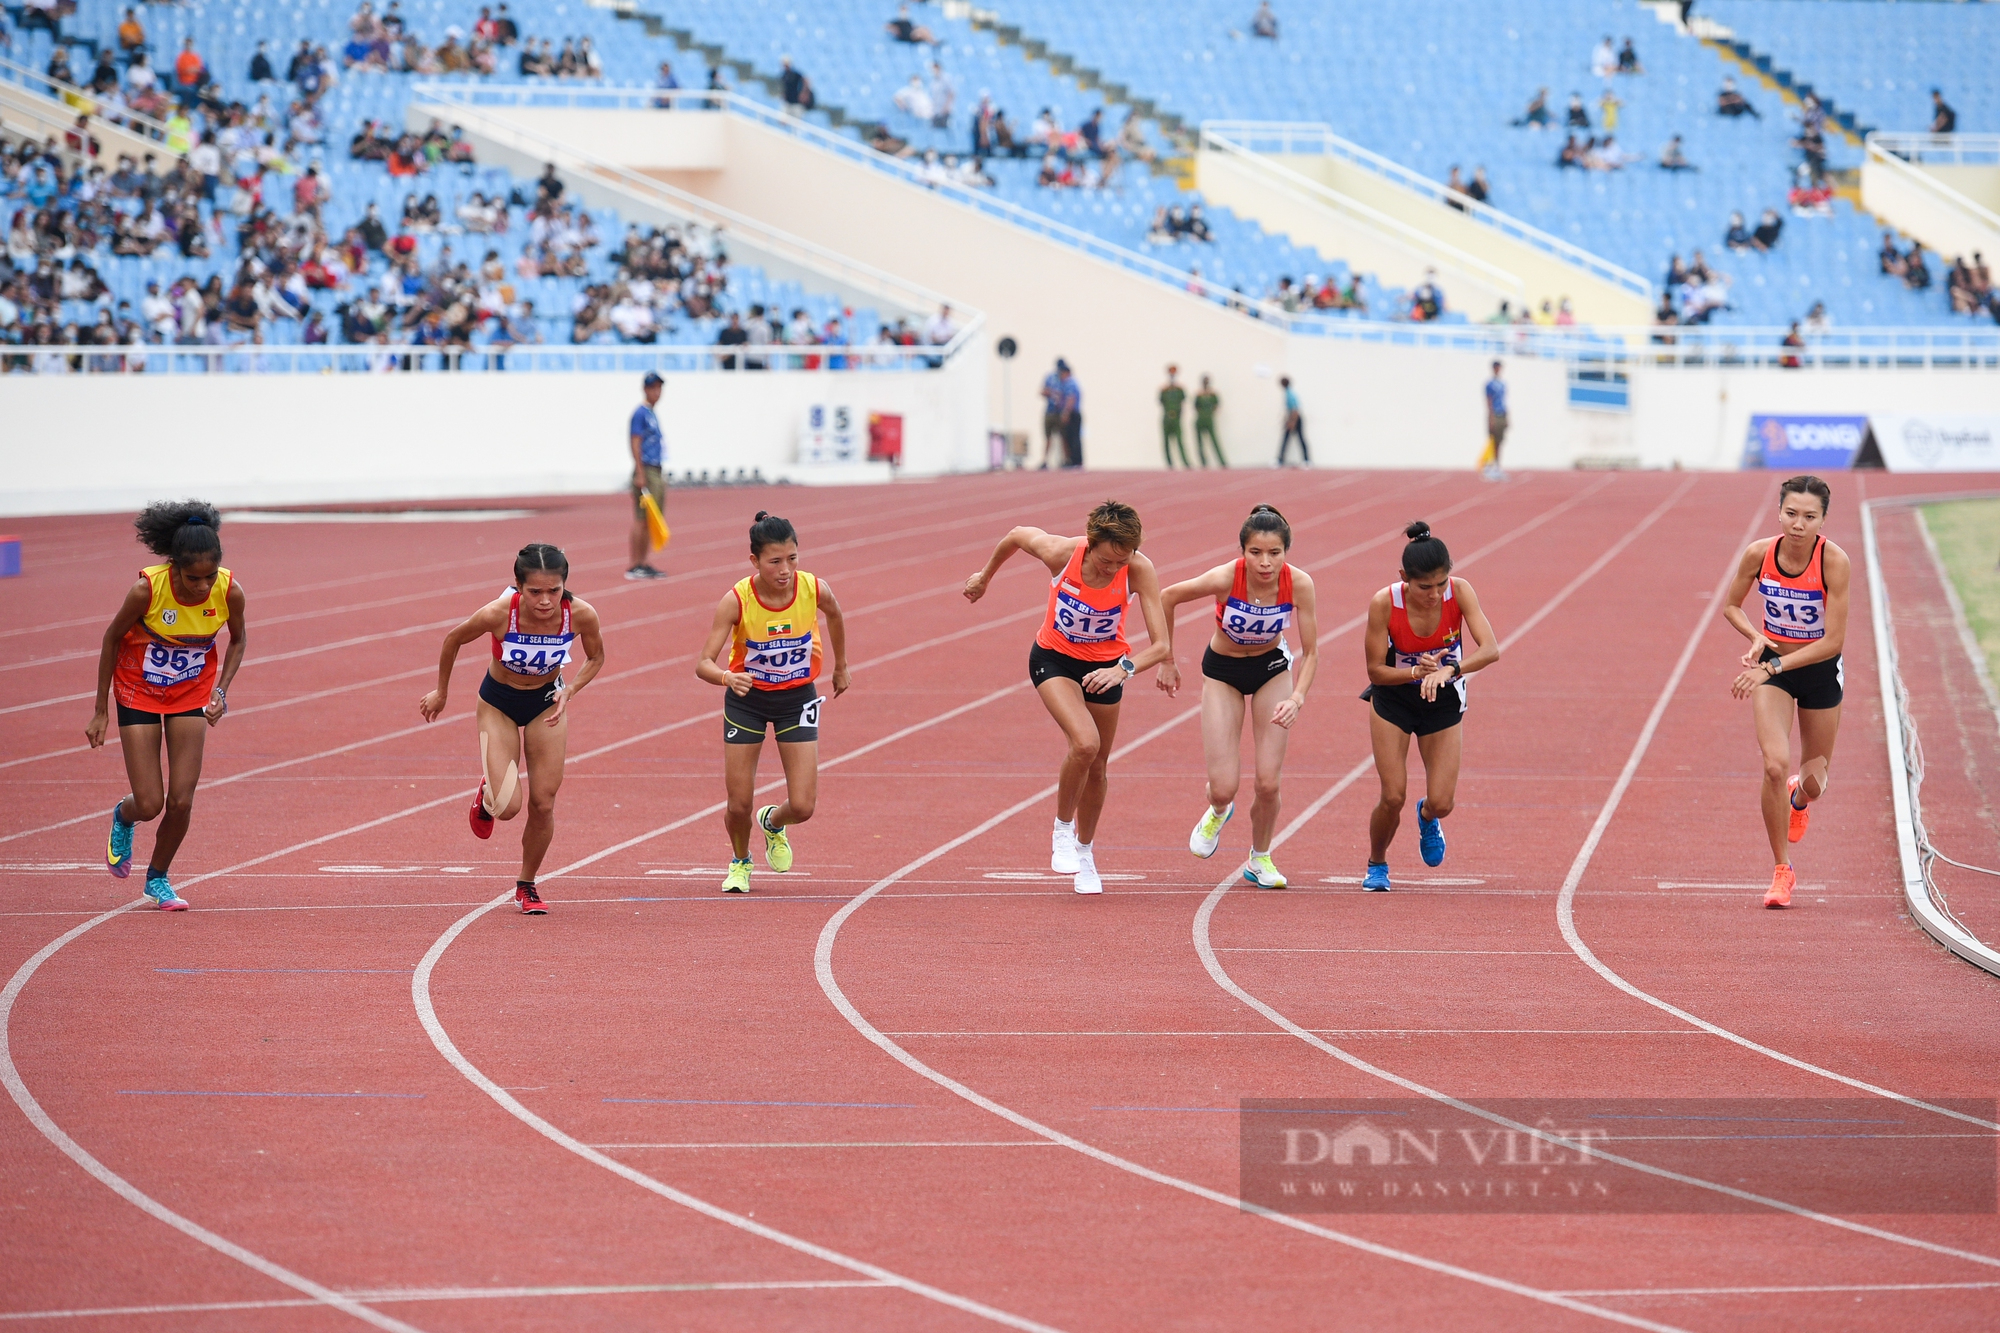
[724,682,821,744]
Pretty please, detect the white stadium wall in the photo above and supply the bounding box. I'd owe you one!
[0,355,985,516]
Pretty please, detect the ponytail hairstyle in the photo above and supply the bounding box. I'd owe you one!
[134,499,222,568]
[749,510,798,556]
[1778,474,1832,516]
[1240,503,1291,550]
[1084,499,1143,551]
[1400,521,1451,578]
[513,542,570,594]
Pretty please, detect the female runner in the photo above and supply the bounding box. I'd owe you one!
[696,512,849,894]
[1158,504,1319,888]
[1721,474,1849,909]
[1358,521,1500,891]
[418,543,605,914]
[964,500,1172,894]
[88,501,248,910]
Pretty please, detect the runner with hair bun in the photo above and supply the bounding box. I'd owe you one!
[1357,521,1501,892]
[696,511,850,895]
[1721,474,1850,909]
[964,500,1173,894]
[1158,504,1320,888]
[419,543,606,914]
[87,500,249,911]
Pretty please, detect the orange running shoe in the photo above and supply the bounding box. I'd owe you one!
[1786,776,1810,844]
[1764,864,1795,909]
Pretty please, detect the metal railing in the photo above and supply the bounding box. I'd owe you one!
[1868,133,2000,168]
[1200,119,1655,302]
[0,340,967,375]
[1286,321,2000,370]
[0,51,175,146]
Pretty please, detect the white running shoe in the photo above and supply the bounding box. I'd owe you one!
[1051,820,1080,874]
[1189,801,1234,859]
[1073,844,1103,894]
[1242,852,1287,889]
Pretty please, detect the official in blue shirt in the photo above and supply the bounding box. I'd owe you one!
[1483,361,1508,481]
[1056,360,1083,468]
[627,371,666,580]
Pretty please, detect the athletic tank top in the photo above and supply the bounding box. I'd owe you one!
[1385,579,1464,669]
[112,562,234,712]
[730,572,822,690]
[1756,536,1827,644]
[1216,558,1294,650]
[490,589,574,677]
[1035,539,1131,662]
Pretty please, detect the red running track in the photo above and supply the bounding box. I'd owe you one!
[2,470,1996,1332]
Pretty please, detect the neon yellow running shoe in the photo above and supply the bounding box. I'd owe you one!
[722,858,753,894]
[1242,853,1288,889]
[757,805,793,873]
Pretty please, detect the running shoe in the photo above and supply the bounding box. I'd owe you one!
[1416,798,1446,868]
[469,781,495,840]
[144,872,187,910]
[623,564,665,581]
[1362,862,1392,892]
[1051,820,1080,874]
[515,882,548,914]
[1189,802,1234,859]
[106,802,134,879]
[1787,776,1811,844]
[757,805,793,873]
[1242,852,1287,889]
[1764,864,1794,909]
[722,858,753,894]
[1073,844,1103,895]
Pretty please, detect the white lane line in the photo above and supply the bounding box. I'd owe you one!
[414,685,1072,1333]
[1191,485,2000,1273]
[1554,1281,2000,1298]
[0,1281,891,1321]
[1215,948,1569,955]
[1554,497,2000,1132]
[813,734,1689,1332]
[592,1141,1059,1149]
[880,1030,1704,1036]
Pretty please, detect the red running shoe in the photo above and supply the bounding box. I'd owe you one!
[469,781,495,839]
[1764,864,1795,909]
[1787,776,1811,844]
[515,882,548,914]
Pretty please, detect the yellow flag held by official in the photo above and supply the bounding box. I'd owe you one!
[641,491,670,551]
[1477,436,1498,470]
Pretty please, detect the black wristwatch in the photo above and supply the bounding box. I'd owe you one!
[1119,655,1137,677]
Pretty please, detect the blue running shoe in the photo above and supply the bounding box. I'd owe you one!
[144,872,187,911]
[1362,862,1391,892]
[1416,798,1446,868]
[106,803,134,879]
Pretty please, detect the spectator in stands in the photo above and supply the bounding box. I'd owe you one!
[1145,206,1174,245]
[1717,77,1758,120]
[1445,166,1469,212]
[1659,135,1695,171]
[1556,133,1583,170]
[655,61,680,109]
[1803,301,1831,335]
[1185,205,1212,243]
[1878,230,1907,278]
[1787,165,1832,216]
[249,41,275,83]
[118,8,146,58]
[1947,257,1981,315]
[1597,88,1623,135]
[715,310,747,368]
[1617,38,1643,75]
[173,36,207,103]
[928,62,956,126]
[1080,108,1106,157]
[1931,90,1957,136]
[1751,208,1783,252]
[1724,211,1754,252]
[1118,112,1155,165]
[1587,136,1635,171]
[495,3,519,44]
[1250,2,1279,41]
[886,4,936,46]
[1512,88,1552,130]
[1466,167,1490,205]
[894,75,935,124]
[1409,269,1444,322]
[1590,37,1617,81]
[868,123,913,157]
[780,58,813,115]
[1779,321,1804,369]
[609,287,656,343]
[1565,93,1590,130]
[1904,245,1931,291]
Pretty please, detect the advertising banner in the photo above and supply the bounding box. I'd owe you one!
[1867,414,2000,472]
[1743,415,1868,470]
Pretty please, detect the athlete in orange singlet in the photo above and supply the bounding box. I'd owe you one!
[1721,475,1850,908]
[964,501,1172,894]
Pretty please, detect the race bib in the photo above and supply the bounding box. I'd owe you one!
[1053,589,1123,643]
[141,641,209,686]
[1221,597,1291,647]
[500,633,571,677]
[745,632,814,685]
[1392,639,1462,670]
[1759,579,1825,640]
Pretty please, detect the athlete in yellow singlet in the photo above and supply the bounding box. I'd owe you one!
[85,500,249,910]
[696,512,849,893]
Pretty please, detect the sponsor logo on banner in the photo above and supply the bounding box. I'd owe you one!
[1869,414,2000,473]
[1744,415,1867,470]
